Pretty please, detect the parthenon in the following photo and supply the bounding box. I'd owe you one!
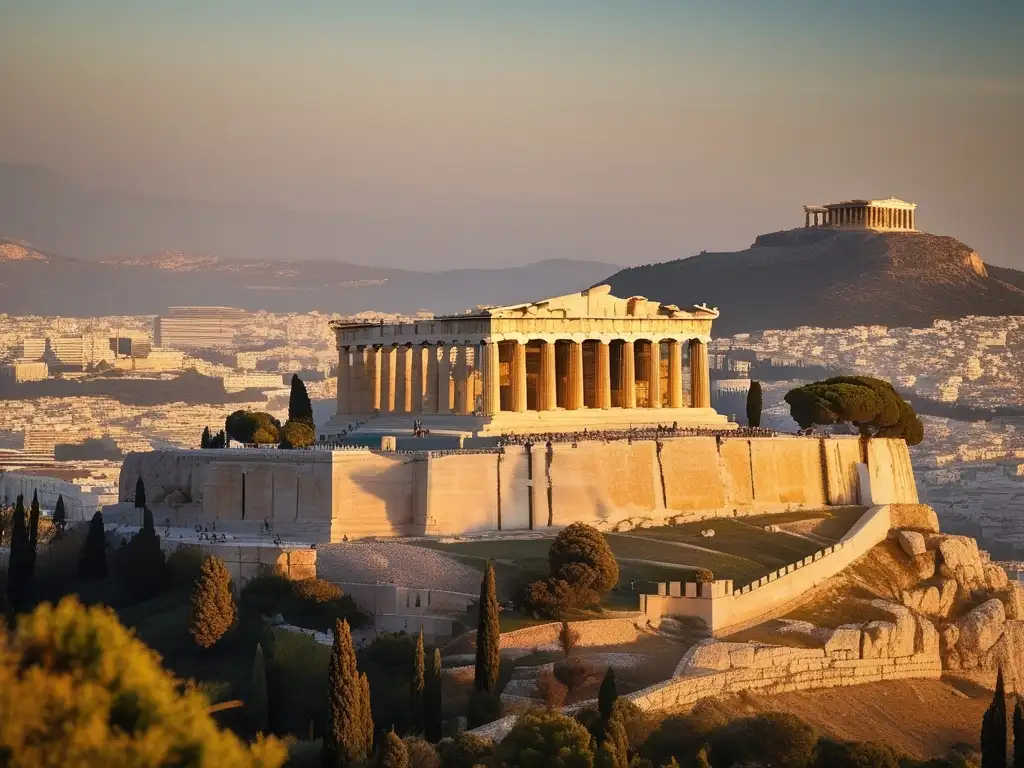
[803,197,917,231]
[326,285,731,436]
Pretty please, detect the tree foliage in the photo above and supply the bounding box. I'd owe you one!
[135,476,146,509]
[498,708,595,768]
[436,732,497,768]
[710,712,817,768]
[188,556,236,648]
[249,642,270,735]
[323,619,372,767]
[1015,699,1024,768]
[521,523,620,618]
[426,648,444,743]
[114,506,167,601]
[288,374,315,427]
[475,560,501,694]
[225,410,282,445]
[981,669,1007,768]
[5,495,29,611]
[746,380,763,428]
[411,630,425,734]
[78,510,108,581]
[812,738,901,768]
[784,375,924,445]
[0,596,286,766]
[378,730,409,768]
[53,493,66,533]
[279,420,315,449]
[201,426,212,449]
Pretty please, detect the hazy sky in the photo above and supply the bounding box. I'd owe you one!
[1,1,1022,269]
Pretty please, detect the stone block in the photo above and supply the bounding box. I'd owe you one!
[669,582,682,597]
[824,627,863,659]
[897,530,927,557]
[729,645,756,669]
[688,642,734,671]
[957,598,1006,659]
[239,547,260,564]
[685,583,698,598]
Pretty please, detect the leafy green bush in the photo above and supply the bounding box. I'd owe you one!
[279,420,315,449]
[709,711,817,768]
[240,576,367,632]
[436,732,497,768]
[365,631,417,667]
[498,708,595,767]
[226,410,282,445]
[693,569,714,584]
[167,544,206,588]
[641,698,730,766]
[812,738,902,768]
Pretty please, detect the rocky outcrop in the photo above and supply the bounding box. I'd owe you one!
[936,536,989,592]
[901,579,957,617]
[898,530,927,557]
[890,505,940,534]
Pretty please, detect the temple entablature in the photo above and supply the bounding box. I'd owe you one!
[803,197,917,231]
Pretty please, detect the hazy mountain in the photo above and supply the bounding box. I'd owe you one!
[0,239,616,316]
[604,227,1024,336]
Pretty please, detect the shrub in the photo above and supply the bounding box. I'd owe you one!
[366,631,417,667]
[403,737,441,768]
[548,523,619,596]
[167,544,206,587]
[641,698,730,765]
[279,420,315,449]
[553,657,593,693]
[226,410,282,445]
[538,666,568,710]
[285,739,322,768]
[466,688,503,729]
[516,576,577,619]
[189,556,237,648]
[558,621,581,658]
[812,738,901,768]
[710,711,817,768]
[241,575,367,633]
[693,568,715,584]
[0,597,286,766]
[498,708,595,768]
[436,732,497,768]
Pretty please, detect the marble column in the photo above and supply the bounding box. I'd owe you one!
[648,341,662,408]
[437,343,451,413]
[368,345,382,412]
[597,341,612,409]
[511,341,527,412]
[622,340,636,409]
[567,341,584,410]
[395,345,412,414]
[540,341,557,411]
[424,345,439,414]
[667,340,684,408]
[689,339,710,409]
[379,345,397,413]
[482,342,501,416]
[336,345,351,416]
[350,346,367,414]
[411,345,426,414]
[455,344,474,415]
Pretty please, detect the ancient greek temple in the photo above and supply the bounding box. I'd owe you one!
[326,285,730,436]
[803,198,917,231]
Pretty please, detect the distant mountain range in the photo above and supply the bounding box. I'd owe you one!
[605,227,1024,336]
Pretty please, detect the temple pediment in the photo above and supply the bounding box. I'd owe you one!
[478,284,719,321]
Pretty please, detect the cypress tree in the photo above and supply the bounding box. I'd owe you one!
[596,740,621,768]
[746,380,763,428]
[217,429,227,448]
[323,619,370,767]
[135,476,146,510]
[78,510,107,581]
[188,556,236,648]
[425,648,443,743]
[360,671,374,755]
[288,374,314,426]
[598,667,618,727]
[53,494,66,534]
[142,506,156,536]
[474,560,500,694]
[1015,699,1024,768]
[248,643,270,734]
[411,630,426,734]
[201,426,211,449]
[5,495,27,610]
[28,491,40,568]
[982,668,1008,768]
[378,730,408,768]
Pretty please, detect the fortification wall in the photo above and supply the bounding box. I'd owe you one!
[0,472,98,522]
[115,436,911,539]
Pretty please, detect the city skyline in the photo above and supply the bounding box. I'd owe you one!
[1,1,1022,269]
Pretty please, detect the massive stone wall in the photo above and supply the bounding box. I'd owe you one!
[0,472,99,522]
[116,436,913,539]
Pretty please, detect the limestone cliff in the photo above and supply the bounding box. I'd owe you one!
[604,229,1024,335]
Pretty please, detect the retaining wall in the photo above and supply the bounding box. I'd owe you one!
[0,472,99,522]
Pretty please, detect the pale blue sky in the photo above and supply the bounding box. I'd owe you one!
[1,1,1021,268]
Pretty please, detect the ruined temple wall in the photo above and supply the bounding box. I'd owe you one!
[864,438,919,504]
[424,452,499,534]
[330,452,418,540]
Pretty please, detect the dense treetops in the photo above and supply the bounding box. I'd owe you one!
[225,410,282,446]
[188,556,237,648]
[475,561,501,695]
[279,419,315,449]
[0,597,286,766]
[784,375,924,445]
[288,373,315,427]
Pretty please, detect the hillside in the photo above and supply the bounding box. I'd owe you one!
[0,239,615,316]
[604,227,1024,336]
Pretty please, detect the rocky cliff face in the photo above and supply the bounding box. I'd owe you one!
[604,229,1024,335]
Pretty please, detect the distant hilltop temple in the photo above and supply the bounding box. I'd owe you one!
[803,197,917,231]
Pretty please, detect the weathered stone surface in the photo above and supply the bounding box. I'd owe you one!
[897,530,927,557]
[902,585,940,615]
[985,563,1009,591]
[824,626,862,659]
[1002,583,1024,620]
[889,504,940,533]
[914,614,939,655]
[912,552,937,581]
[940,624,961,669]
[937,535,987,592]
[937,579,958,617]
[688,642,734,671]
[956,598,1006,663]
[728,644,756,669]
[869,600,918,657]
[861,621,897,659]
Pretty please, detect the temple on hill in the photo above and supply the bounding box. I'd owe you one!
[325,285,731,437]
[803,197,917,231]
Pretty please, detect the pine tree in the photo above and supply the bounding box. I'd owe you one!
[78,510,108,581]
[411,630,426,734]
[135,476,146,510]
[1014,699,1024,768]
[323,619,370,767]
[248,643,270,734]
[746,380,763,428]
[53,494,66,534]
[378,730,408,768]
[288,374,314,426]
[474,560,500,694]
[188,556,236,648]
[5,495,27,610]
[425,648,444,743]
[982,669,1008,768]
[201,426,211,449]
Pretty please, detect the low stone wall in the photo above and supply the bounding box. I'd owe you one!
[498,617,648,650]
[639,505,893,633]
[157,538,317,592]
[0,472,99,522]
[332,581,475,617]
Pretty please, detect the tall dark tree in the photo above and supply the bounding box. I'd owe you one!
[188,556,236,648]
[323,619,371,767]
[982,668,1008,768]
[1014,699,1024,768]
[201,426,212,449]
[288,374,315,426]
[78,510,108,581]
[746,380,763,428]
[425,648,444,743]
[411,630,426,734]
[114,504,166,601]
[248,643,270,734]
[598,667,618,729]
[27,491,40,580]
[378,729,409,768]
[5,495,28,610]
[134,476,146,510]
[53,494,66,534]
[475,560,500,694]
